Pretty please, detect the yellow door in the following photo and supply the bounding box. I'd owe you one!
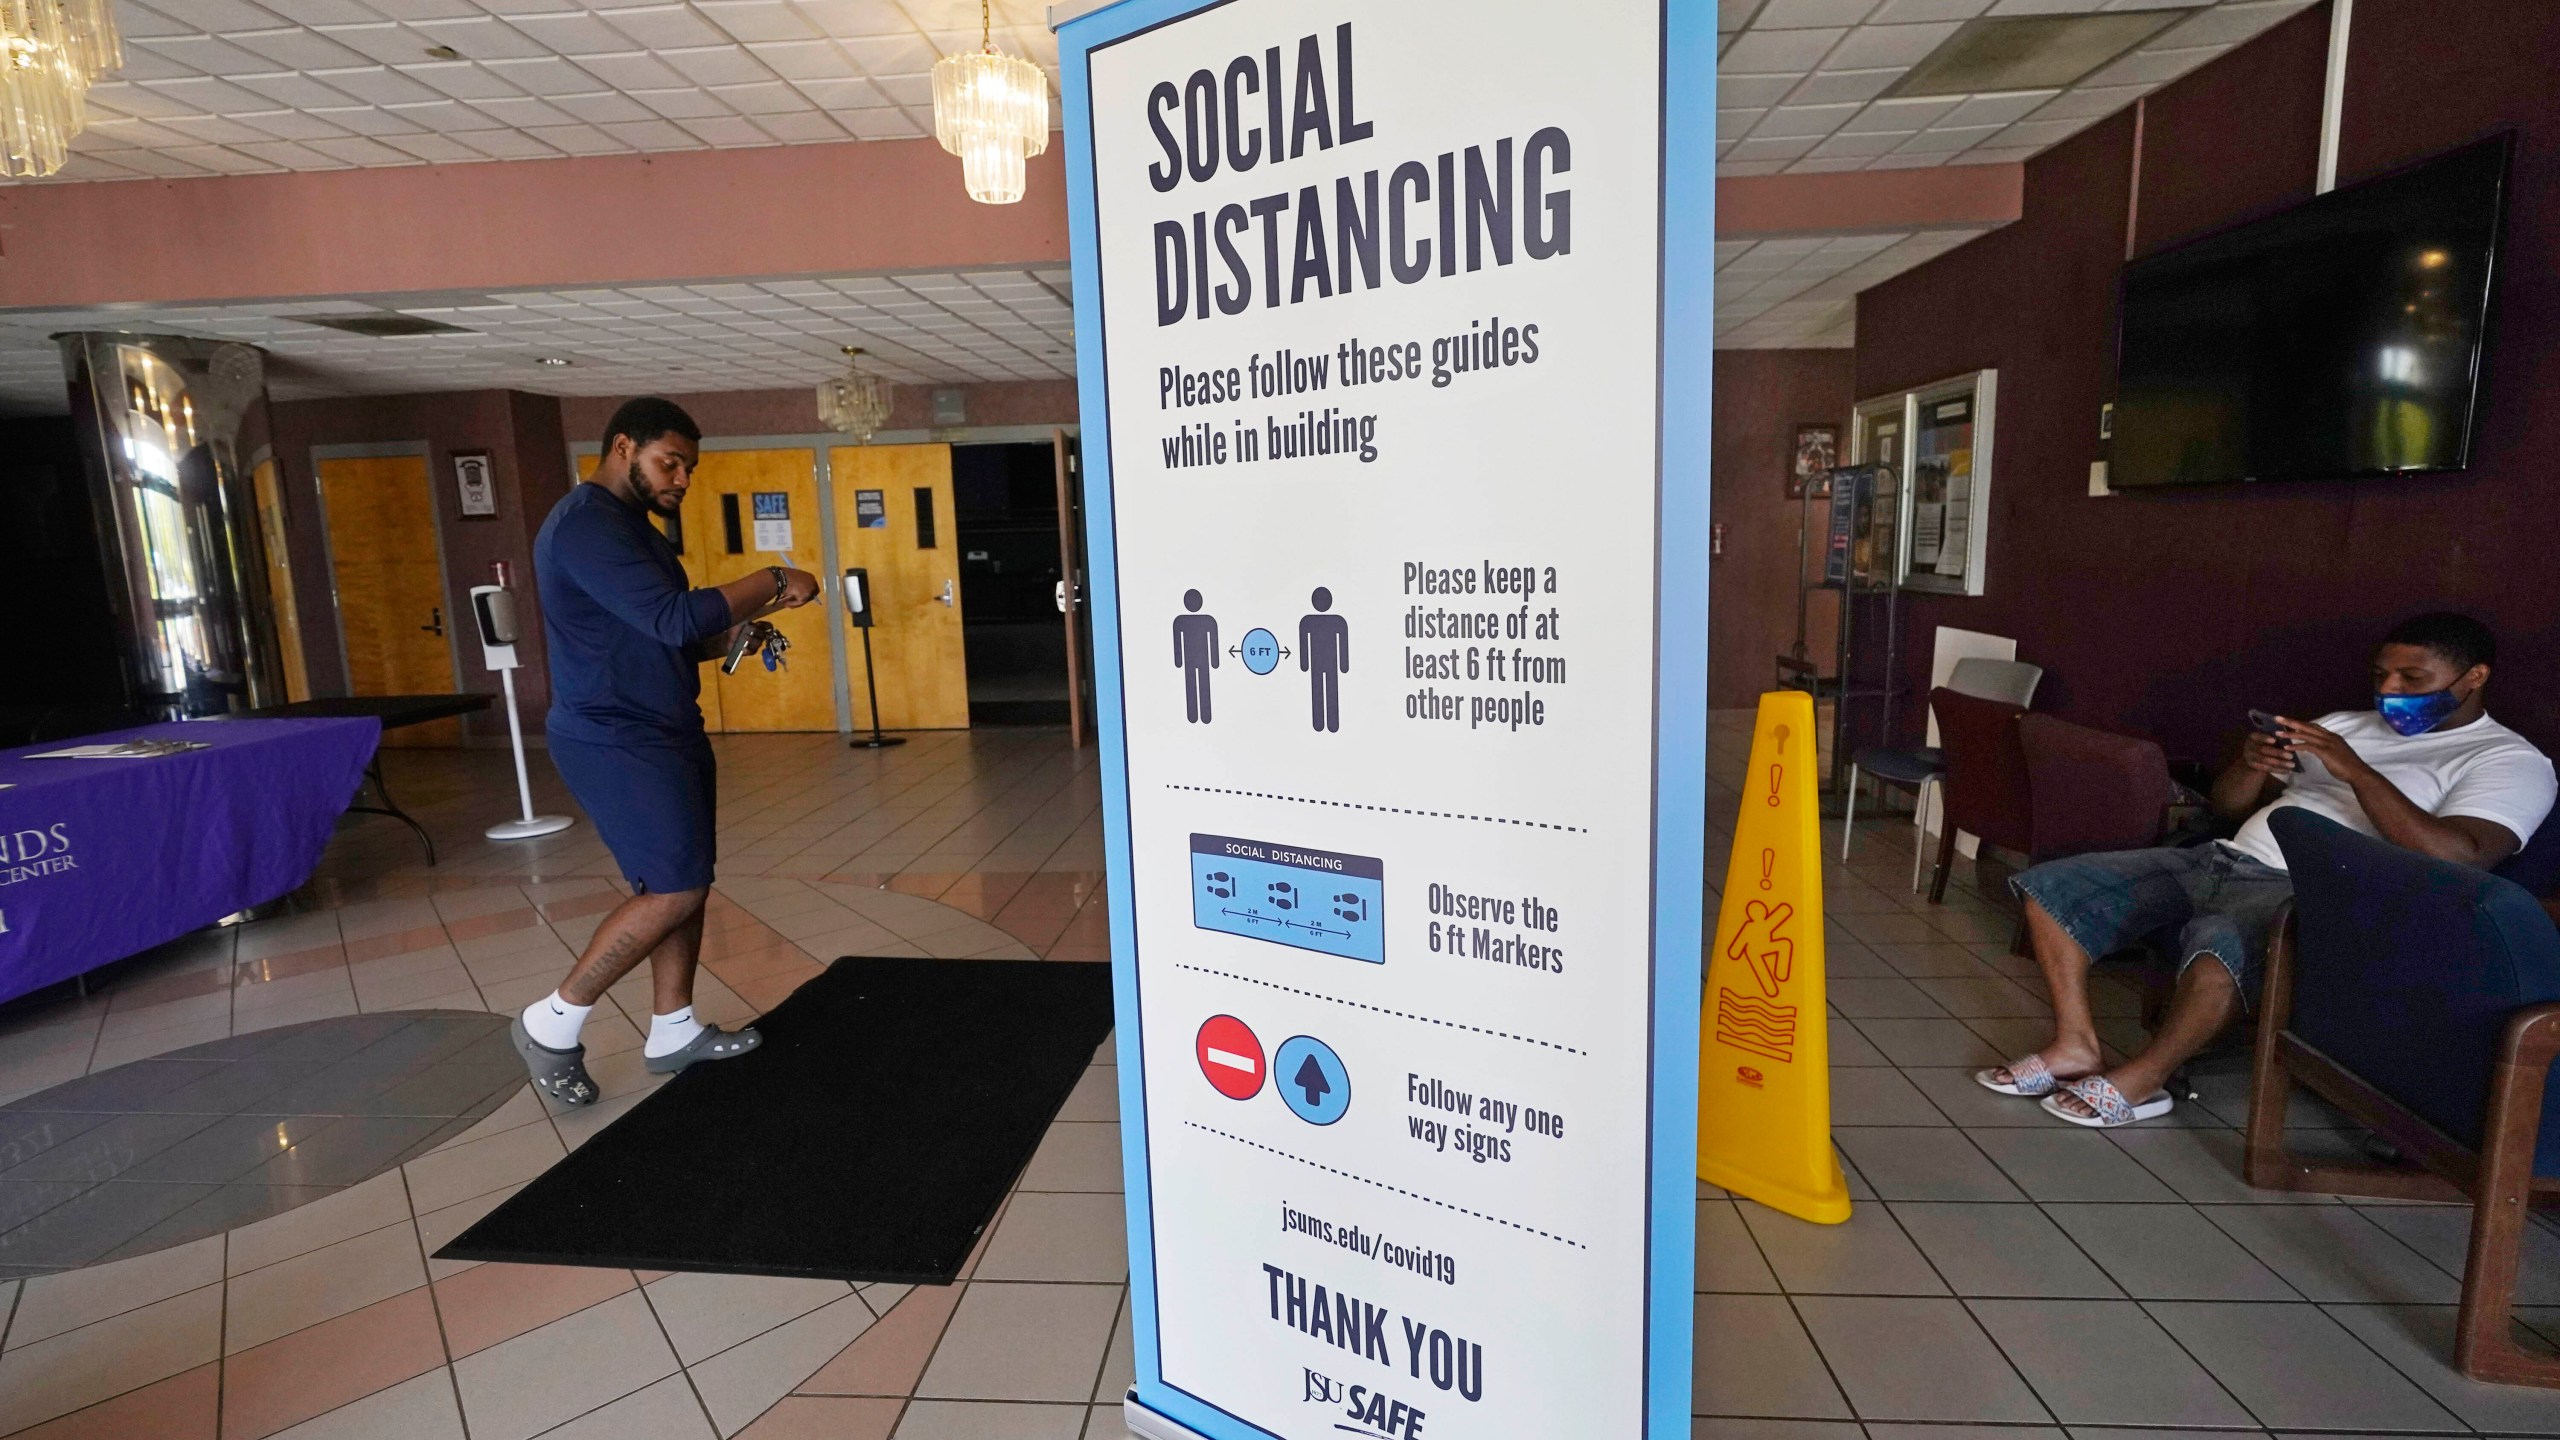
[251,458,311,703]
[318,454,458,746]
[832,444,969,730]
[687,449,837,732]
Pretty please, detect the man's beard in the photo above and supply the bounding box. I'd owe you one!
[630,461,682,515]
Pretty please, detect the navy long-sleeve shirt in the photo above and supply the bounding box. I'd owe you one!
[534,482,733,745]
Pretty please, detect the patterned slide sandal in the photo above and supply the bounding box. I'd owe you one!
[2040,1075,2174,1128]
[510,1015,600,1106]
[645,1024,763,1075]
[1975,1053,2061,1096]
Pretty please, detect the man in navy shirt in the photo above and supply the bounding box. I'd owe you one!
[512,398,818,1104]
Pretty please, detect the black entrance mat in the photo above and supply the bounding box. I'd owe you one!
[437,957,1115,1283]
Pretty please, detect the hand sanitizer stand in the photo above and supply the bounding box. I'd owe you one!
[471,579,575,840]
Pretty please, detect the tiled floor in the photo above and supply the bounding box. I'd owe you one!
[0,1012,523,1275]
[4,718,2560,1438]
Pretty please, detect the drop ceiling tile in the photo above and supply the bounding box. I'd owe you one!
[632,85,731,118]
[1718,106,1769,135]
[845,109,921,138]
[502,11,630,53]
[837,32,937,73]
[157,113,283,144]
[663,45,773,85]
[869,75,929,105]
[792,0,915,38]
[711,80,806,113]
[403,60,527,99]
[1988,0,2109,11]
[2030,81,2149,119]
[308,64,443,104]
[414,15,556,58]
[1895,122,2004,152]
[604,4,730,48]
[234,139,353,167]
[1752,101,1865,138]
[140,75,287,111]
[236,108,355,141]
[480,54,603,94]
[384,96,503,129]
[315,22,442,65]
[793,76,887,108]
[1721,26,1844,71]
[1842,94,1960,131]
[217,28,385,71]
[1824,19,1960,67]
[679,114,775,146]
[1727,134,1822,161]
[1942,88,2059,126]
[231,69,366,107]
[698,0,818,42]
[1717,158,1793,176]
[571,50,687,89]
[1756,0,1885,24]
[744,39,851,80]
[1993,114,2098,147]
[470,94,575,124]
[305,134,423,164]
[1868,0,1991,18]
[365,0,494,20]
[2086,43,2225,86]
[1785,67,1902,104]
[1866,150,1954,168]
[1717,73,1798,107]
[310,103,427,134]
[548,89,655,122]
[751,109,846,142]
[524,122,626,153]
[2164,0,2311,43]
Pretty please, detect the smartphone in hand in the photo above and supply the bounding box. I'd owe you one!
[2248,709,2303,771]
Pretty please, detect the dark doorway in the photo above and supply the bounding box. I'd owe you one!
[953,442,1068,725]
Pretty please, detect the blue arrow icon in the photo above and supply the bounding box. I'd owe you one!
[1273,1035,1350,1125]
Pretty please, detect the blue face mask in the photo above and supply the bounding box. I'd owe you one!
[2376,687,2463,737]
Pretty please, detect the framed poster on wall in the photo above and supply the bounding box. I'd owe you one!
[1058,1,1712,1437]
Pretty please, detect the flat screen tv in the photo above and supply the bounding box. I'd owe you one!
[2111,132,2511,490]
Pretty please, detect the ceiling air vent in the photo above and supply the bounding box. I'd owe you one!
[296,313,476,338]
[1885,9,2189,98]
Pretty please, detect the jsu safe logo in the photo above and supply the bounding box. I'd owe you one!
[1302,1367,1427,1440]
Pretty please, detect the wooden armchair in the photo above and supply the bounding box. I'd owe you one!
[2246,807,2560,1385]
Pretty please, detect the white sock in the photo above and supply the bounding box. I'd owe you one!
[645,1006,705,1059]
[521,992,592,1051]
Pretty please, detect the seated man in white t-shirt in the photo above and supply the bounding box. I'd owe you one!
[1975,613,2557,1128]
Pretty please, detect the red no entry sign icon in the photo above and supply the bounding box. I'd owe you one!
[1195,1015,1264,1100]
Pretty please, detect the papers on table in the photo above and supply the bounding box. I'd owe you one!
[25,740,213,759]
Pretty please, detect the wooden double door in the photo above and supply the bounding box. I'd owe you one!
[661,443,969,734]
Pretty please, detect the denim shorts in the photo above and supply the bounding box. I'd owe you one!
[2010,843,2293,1004]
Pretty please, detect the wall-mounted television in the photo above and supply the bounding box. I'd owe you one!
[2110,132,2512,490]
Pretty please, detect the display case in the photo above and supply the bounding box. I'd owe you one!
[1852,368,1997,598]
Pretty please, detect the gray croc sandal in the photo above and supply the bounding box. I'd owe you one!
[645,1023,762,1074]
[510,1015,599,1106]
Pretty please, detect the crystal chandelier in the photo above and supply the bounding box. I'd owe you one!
[930,0,1049,205]
[0,0,121,178]
[817,347,891,443]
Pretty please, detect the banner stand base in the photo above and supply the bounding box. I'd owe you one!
[1121,1392,1213,1440]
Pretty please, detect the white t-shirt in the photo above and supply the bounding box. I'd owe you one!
[2223,709,2557,871]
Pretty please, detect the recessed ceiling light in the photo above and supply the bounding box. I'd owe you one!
[423,44,461,60]
[534,356,572,366]
[1885,10,2187,99]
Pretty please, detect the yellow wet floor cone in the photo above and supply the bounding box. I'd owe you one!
[1698,690,1851,1224]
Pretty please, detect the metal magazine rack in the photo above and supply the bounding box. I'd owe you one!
[1775,461,1902,805]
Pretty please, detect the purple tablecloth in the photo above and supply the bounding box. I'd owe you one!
[0,717,379,1005]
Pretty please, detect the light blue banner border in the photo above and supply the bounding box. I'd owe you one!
[1056,3,1712,1435]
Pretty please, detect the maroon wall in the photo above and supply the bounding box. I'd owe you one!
[1710,350,1859,709]
[269,389,569,739]
[1856,0,2560,766]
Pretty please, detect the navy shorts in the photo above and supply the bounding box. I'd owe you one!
[550,733,717,894]
[2011,844,2293,1004]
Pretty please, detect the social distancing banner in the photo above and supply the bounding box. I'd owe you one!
[1698,691,1850,1225]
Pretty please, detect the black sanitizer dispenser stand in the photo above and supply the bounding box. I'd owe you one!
[843,567,906,750]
